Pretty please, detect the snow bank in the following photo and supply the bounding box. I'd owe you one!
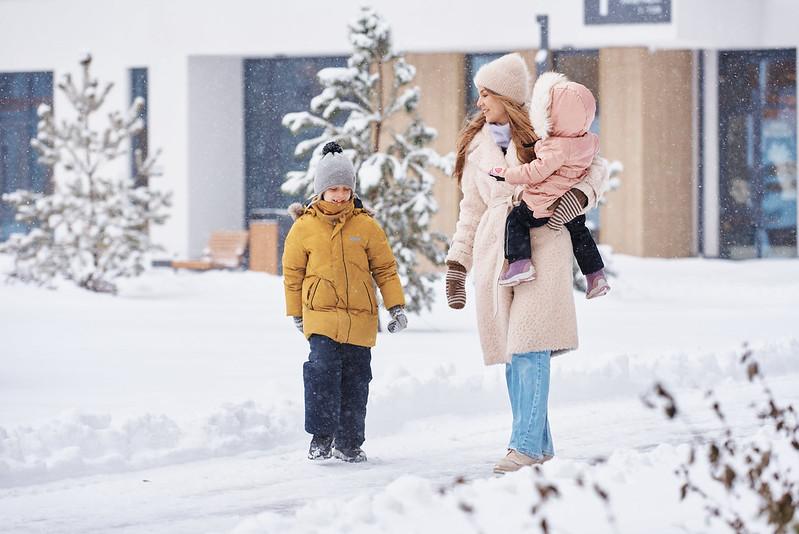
[550,337,799,405]
[370,337,799,425]
[0,401,299,488]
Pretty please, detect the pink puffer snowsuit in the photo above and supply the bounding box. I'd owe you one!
[496,72,600,218]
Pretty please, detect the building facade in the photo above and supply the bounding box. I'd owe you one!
[0,0,796,264]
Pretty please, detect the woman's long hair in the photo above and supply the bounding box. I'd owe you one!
[453,90,538,184]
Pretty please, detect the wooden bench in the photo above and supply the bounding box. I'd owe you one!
[171,230,249,271]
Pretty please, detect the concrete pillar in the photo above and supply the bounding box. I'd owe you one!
[187,56,245,258]
[598,48,696,257]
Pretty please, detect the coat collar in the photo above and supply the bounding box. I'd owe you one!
[287,196,374,221]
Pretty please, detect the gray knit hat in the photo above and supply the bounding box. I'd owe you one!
[314,142,356,196]
[473,53,531,106]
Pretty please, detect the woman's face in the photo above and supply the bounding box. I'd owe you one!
[476,87,509,125]
[322,186,352,204]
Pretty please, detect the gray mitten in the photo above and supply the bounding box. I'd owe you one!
[387,306,408,333]
[292,316,304,334]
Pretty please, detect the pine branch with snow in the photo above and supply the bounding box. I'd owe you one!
[0,55,171,294]
[282,6,454,313]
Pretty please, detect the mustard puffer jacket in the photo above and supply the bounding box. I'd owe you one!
[282,198,406,348]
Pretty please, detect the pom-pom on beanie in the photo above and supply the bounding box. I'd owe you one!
[314,142,356,196]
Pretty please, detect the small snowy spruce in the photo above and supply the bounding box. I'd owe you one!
[282,6,454,313]
[0,54,171,293]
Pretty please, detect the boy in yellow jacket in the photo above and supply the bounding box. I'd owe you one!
[282,142,407,463]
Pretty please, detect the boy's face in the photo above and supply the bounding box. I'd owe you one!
[322,186,352,204]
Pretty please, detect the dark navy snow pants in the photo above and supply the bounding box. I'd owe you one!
[303,334,372,449]
[505,202,604,275]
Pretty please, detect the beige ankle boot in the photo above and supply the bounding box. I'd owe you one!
[493,450,552,474]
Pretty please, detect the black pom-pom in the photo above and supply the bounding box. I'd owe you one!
[322,142,343,156]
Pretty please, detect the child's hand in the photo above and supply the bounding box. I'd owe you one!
[486,167,506,181]
[292,316,304,334]
[387,306,408,333]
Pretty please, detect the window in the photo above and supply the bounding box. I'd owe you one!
[130,68,148,187]
[243,56,346,270]
[0,71,53,240]
[719,49,797,258]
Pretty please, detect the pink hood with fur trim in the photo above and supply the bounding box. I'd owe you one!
[501,72,600,217]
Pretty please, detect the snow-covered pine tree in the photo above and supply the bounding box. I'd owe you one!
[282,6,453,313]
[0,54,171,294]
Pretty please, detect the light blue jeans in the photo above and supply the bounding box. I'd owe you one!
[505,350,554,460]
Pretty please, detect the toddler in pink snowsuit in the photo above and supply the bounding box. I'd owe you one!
[489,72,609,299]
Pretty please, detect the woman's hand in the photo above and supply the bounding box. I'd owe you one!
[446,261,467,309]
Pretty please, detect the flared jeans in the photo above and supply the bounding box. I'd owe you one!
[505,350,554,460]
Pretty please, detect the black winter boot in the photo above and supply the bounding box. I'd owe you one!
[308,435,333,460]
[332,444,367,463]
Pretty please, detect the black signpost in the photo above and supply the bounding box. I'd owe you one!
[584,0,671,25]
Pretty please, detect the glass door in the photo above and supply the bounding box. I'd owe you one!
[718,49,797,258]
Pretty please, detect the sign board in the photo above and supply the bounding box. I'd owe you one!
[584,0,671,25]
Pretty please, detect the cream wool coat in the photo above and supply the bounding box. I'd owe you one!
[445,124,609,366]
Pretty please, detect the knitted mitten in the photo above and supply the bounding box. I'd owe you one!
[547,189,588,232]
[446,261,467,309]
[387,306,408,333]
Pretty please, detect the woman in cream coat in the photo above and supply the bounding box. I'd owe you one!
[445,53,608,473]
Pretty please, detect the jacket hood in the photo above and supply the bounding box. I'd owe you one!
[529,72,596,140]
[287,196,373,221]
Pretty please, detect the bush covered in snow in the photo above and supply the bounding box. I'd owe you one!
[644,344,799,534]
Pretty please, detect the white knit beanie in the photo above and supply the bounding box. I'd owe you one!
[473,53,531,106]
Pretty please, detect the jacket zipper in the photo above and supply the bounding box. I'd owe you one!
[340,233,351,341]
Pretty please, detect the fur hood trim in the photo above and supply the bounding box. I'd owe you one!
[529,72,569,140]
[287,202,306,221]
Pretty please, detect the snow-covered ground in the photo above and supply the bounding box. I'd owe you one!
[1,255,797,533]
